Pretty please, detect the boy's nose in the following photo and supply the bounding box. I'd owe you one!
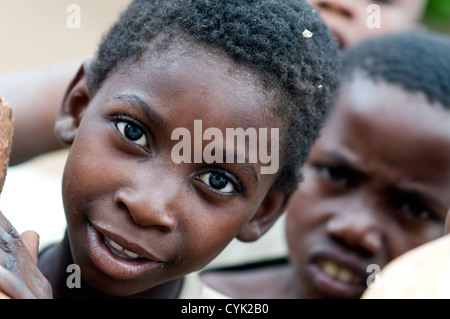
[325,201,383,256]
[312,0,355,19]
[114,187,178,232]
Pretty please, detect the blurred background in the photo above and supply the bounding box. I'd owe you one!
[0,0,449,262]
[423,0,450,34]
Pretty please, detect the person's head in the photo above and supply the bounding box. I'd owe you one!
[54,0,339,296]
[306,0,428,49]
[286,30,450,299]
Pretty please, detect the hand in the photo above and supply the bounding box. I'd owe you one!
[0,211,52,298]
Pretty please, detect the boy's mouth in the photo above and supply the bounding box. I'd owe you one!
[86,221,165,280]
[104,236,141,259]
[307,252,368,298]
[316,259,363,285]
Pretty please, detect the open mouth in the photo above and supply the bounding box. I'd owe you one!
[104,236,141,260]
[316,259,363,285]
[86,222,164,280]
[308,256,367,298]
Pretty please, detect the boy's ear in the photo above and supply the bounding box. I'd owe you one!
[237,191,293,242]
[54,60,91,145]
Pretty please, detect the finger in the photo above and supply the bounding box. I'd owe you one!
[0,227,51,298]
[0,211,38,271]
[0,210,18,233]
[0,265,34,299]
[20,231,40,265]
[0,213,52,298]
[0,291,11,299]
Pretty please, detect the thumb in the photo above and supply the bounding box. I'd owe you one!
[20,230,40,265]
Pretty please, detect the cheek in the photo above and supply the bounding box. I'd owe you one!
[181,213,254,269]
[62,135,118,215]
[286,167,326,227]
[285,190,319,250]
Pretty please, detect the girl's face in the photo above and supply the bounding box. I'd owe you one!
[57,43,287,296]
[286,74,450,299]
[307,0,427,49]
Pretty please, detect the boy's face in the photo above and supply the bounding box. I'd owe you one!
[286,74,450,299]
[57,43,287,296]
[307,0,427,49]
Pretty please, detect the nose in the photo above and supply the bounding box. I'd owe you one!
[313,0,354,19]
[114,186,178,232]
[326,198,383,256]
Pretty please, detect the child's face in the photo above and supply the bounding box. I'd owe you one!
[57,43,288,296]
[307,0,427,49]
[286,73,450,299]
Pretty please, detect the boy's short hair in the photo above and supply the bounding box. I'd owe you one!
[342,30,450,109]
[87,0,340,193]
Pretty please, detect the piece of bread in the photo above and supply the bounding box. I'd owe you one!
[361,234,450,299]
[0,95,13,192]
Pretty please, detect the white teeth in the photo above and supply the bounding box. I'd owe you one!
[320,260,360,284]
[124,249,139,259]
[338,269,353,283]
[322,261,338,277]
[107,238,140,259]
[109,239,123,251]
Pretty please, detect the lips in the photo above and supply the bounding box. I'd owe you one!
[307,251,369,298]
[317,259,363,285]
[86,222,165,280]
[104,236,141,259]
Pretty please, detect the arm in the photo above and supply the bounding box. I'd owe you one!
[0,62,79,165]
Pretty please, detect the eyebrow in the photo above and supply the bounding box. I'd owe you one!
[317,150,368,174]
[319,151,446,212]
[113,94,165,128]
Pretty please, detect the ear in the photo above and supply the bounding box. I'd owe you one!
[54,60,91,145]
[237,191,293,242]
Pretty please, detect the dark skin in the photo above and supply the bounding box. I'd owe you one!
[2,0,427,166]
[0,41,292,298]
[306,0,427,49]
[202,73,450,299]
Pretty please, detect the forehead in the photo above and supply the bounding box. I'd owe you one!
[307,0,427,15]
[333,76,450,137]
[316,75,450,182]
[108,41,280,128]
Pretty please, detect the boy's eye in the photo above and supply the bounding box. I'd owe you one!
[116,121,147,147]
[402,201,436,221]
[199,172,235,193]
[315,164,349,187]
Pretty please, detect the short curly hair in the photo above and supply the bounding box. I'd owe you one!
[87,0,340,193]
[342,30,450,109]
